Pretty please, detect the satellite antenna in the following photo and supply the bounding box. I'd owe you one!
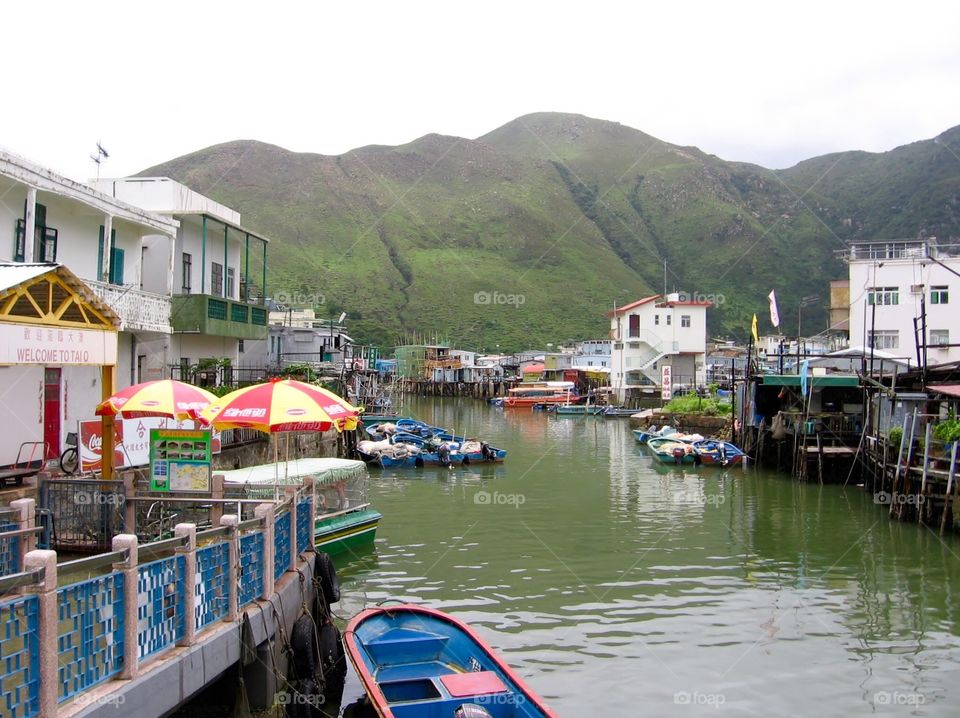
[90,141,109,180]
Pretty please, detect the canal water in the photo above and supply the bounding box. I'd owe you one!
[335,398,960,716]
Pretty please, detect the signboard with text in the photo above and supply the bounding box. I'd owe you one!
[149,429,212,493]
[1,324,117,365]
[661,365,673,401]
[80,417,221,472]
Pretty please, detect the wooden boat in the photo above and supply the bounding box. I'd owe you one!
[632,425,675,444]
[601,406,638,418]
[501,381,578,408]
[551,404,603,415]
[692,439,745,467]
[344,604,558,718]
[647,437,701,464]
[218,458,381,555]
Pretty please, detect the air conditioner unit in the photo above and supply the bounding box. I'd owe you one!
[910,284,924,294]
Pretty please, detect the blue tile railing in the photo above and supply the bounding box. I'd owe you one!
[0,594,40,717]
[0,490,315,715]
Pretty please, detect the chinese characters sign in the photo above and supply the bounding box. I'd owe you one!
[0,324,117,365]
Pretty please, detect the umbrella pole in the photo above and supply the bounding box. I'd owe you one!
[273,433,279,501]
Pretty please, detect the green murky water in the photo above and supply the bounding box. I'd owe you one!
[335,398,960,716]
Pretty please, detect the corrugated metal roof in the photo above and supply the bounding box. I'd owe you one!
[929,384,960,399]
[0,263,58,292]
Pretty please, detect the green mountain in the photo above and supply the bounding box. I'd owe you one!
[140,113,960,352]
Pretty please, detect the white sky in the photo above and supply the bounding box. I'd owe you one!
[4,0,959,181]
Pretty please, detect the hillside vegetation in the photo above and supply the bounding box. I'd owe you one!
[141,113,960,351]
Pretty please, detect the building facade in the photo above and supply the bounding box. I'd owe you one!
[608,293,710,402]
[92,177,271,382]
[846,239,960,366]
[0,150,178,460]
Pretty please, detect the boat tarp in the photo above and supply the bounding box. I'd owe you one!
[761,374,860,388]
[218,457,368,486]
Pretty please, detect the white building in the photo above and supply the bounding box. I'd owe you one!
[846,239,960,367]
[608,293,710,402]
[0,150,178,460]
[92,178,271,383]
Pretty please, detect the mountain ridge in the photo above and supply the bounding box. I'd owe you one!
[140,112,960,351]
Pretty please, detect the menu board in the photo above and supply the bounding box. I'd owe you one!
[149,429,212,493]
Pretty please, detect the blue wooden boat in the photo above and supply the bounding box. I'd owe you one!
[692,439,745,466]
[345,604,558,718]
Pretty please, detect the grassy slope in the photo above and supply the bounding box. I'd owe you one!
[141,114,960,351]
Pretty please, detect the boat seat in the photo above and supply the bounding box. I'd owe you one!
[365,627,450,664]
[377,661,457,682]
[440,671,509,698]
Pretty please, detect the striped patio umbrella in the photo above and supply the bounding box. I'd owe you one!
[199,378,359,433]
[95,379,217,420]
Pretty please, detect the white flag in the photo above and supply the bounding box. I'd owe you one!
[768,290,781,328]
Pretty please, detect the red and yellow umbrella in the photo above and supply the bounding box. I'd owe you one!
[96,379,217,420]
[198,378,359,433]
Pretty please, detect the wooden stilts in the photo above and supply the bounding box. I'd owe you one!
[940,442,958,536]
[919,422,932,524]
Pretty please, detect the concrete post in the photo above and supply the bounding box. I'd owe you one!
[10,498,36,563]
[220,514,239,622]
[305,475,317,545]
[254,504,274,599]
[122,471,137,534]
[24,549,56,717]
[174,523,197,647]
[284,487,298,571]
[211,474,224,527]
[112,534,139,680]
[101,214,113,282]
[22,187,36,263]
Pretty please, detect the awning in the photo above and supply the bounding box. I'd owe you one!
[929,384,960,399]
[522,363,545,373]
[761,374,860,388]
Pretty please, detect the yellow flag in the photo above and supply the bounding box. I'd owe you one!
[751,314,759,343]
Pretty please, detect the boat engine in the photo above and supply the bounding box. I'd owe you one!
[454,705,494,718]
[672,447,685,464]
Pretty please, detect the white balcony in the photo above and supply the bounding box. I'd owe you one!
[87,280,172,334]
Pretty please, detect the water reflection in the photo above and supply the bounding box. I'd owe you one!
[335,398,960,715]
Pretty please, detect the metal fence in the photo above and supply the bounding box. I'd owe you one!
[0,489,313,717]
[40,479,124,553]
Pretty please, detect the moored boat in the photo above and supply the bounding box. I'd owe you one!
[218,457,382,555]
[647,437,701,464]
[693,439,745,466]
[500,381,578,408]
[344,603,558,718]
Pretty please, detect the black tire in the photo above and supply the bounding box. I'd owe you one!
[60,447,79,474]
[290,614,319,680]
[318,620,346,682]
[314,552,340,605]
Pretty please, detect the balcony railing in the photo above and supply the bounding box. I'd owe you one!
[87,280,172,334]
[171,294,268,340]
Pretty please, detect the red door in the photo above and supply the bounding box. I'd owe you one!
[43,368,61,459]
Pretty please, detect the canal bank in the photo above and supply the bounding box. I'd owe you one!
[334,397,960,716]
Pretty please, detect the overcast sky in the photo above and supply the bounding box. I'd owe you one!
[4,1,959,182]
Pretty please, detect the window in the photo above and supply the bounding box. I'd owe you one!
[666,314,672,326]
[868,287,899,306]
[182,253,192,292]
[681,315,691,328]
[211,262,223,297]
[97,226,123,284]
[15,203,57,262]
[654,314,660,326]
[628,314,640,338]
[238,339,245,354]
[226,267,235,298]
[868,330,899,350]
[931,286,949,305]
[930,330,950,346]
